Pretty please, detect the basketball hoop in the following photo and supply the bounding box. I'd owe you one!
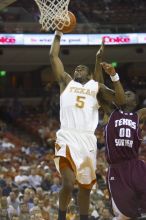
[34,0,71,31]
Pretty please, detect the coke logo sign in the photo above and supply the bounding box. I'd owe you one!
[0,36,16,44]
[103,36,130,43]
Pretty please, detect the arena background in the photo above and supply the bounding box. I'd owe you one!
[0,0,146,219]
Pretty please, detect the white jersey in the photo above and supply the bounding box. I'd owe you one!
[60,79,99,132]
[55,79,99,187]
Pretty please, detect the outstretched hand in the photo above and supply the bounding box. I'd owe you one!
[100,62,116,76]
[96,38,105,60]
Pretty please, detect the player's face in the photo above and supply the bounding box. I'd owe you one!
[125,91,137,109]
[74,65,89,83]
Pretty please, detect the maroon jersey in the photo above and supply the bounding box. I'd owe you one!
[105,109,142,164]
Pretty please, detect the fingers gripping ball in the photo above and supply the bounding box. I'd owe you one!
[57,11,77,33]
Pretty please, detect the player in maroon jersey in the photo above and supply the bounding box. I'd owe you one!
[95,55,146,219]
[94,41,146,220]
[105,91,146,220]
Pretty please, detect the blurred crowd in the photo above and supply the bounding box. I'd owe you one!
[0,0,146,33]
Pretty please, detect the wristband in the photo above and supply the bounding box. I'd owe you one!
[110,73,119,82]
[55,30,63,37]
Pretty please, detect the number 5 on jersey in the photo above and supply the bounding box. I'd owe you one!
[76,96,85,108]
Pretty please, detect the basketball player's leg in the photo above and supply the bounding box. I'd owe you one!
[59,167,75,210]
[78,185,91,220]
[58,157,76,220]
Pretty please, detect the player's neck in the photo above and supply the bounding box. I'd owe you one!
[121,106,134,113]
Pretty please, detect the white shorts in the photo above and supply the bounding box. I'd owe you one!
[54,128,97,189]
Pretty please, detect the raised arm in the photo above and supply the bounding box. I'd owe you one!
[93,39,104,83]
[94,41,115,119]
[49,31,72,91]
[98,62,126,106]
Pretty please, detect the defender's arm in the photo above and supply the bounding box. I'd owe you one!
[93,39,104,83]
[98,62,126,106]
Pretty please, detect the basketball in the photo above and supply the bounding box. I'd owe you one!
[57,11,77,33]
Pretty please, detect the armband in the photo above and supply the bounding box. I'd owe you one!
[110,73,119,82]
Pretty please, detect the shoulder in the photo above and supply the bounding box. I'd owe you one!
[108,108,118,118]
[102,109,118,125]
[89,79,99,89]
[137,108,146,119]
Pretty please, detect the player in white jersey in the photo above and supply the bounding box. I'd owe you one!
[49,30,126,220]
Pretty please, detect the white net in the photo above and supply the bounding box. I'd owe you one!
[34,0,71,31]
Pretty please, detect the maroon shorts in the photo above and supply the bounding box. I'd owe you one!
[107,159,146,218]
